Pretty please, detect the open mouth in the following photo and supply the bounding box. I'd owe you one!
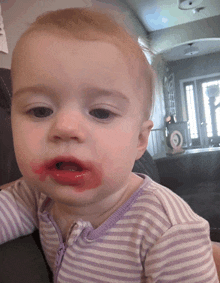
[33,156,102,189]
[55,162,83,172]
[44,158,89,186]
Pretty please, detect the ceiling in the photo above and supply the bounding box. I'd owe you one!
[123,0,220,61]
[162,38,220,61]
[126,0,220,32]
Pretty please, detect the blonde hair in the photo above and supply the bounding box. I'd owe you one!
[12,7,154,118]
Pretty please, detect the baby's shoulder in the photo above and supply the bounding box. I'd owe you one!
[0,178,42,206]
[133,176,205,227]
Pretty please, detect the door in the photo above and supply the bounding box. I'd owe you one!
[197,78,220,147]
[184,81,201,147]
[184,77,220,147]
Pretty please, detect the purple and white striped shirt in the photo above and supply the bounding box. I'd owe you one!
[0,174,218,282]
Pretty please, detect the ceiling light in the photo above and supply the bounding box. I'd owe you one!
[192,7,205,13]
[178,0,203,10]
[184,43,199,55]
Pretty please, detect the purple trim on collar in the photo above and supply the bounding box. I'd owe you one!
[83,174,150,240]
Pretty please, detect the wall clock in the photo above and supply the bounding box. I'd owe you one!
[167,130,185,155]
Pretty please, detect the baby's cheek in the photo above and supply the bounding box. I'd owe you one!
[30,161,47,182]
[13,152,28,175]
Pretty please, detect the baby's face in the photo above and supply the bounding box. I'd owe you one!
[11,31,153,207]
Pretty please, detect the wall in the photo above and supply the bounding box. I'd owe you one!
[0,0,88,67]
[168,51,220,122]
[0,0,151,67]
[147,54,166,159]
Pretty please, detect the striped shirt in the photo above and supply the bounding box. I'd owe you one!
[0,174,218,282]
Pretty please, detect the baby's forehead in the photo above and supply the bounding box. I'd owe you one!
[14,27,151,79]
[12,28,153,119]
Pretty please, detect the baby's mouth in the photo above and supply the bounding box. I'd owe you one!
[33,157,102,189]
[45,159,89,186]
[55,162,83,172]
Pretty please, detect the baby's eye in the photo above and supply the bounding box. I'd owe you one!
[27,107,53,118]
[89,108,113,120]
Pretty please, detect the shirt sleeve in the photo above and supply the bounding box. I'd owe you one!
[0,179,39,244]
[144,220,219,282]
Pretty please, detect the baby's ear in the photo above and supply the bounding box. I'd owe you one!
[136,120,153,160]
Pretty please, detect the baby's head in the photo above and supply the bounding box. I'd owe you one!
[10,8,154,205]
[11,7,154,120]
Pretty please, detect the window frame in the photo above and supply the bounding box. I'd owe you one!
[180,72,220,148]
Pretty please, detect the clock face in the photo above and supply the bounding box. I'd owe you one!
[168,130,183,149]
[172,133,181,146]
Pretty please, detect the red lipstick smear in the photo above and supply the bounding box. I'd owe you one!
[31,157,102,192]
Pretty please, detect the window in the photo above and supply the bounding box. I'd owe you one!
[182,76,220,148]
[202,80,220,137]
[185,84,198,139]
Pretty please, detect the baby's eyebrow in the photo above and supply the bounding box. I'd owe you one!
[13,85,55,98]
[83,87,130,103]
[13,85,130,106]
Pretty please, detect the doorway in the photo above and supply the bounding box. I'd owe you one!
[184,77,220,147]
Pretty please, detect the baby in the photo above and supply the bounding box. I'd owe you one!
[0,7,218,283]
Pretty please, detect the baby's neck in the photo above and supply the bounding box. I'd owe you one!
[50,173,144,240]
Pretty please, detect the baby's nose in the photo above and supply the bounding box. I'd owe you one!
[48,110,87,142]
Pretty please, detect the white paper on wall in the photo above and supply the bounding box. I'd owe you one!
[0,4,8,54]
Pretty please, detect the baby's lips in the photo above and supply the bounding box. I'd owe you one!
[44,157,88,172]
[30,157,103,189]
[31,157,89,175]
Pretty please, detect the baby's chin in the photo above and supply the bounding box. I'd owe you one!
[46,188,105,211]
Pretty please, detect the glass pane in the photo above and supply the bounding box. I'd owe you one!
[217,106,220,136]
[185,84,198,139]
[202,80,220,137]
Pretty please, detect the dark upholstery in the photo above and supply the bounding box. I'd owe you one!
[0,68,12,114]
[0,230,52,283]
[132,150,160,183]
[0,69,22,185]
[155,150,220,240]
